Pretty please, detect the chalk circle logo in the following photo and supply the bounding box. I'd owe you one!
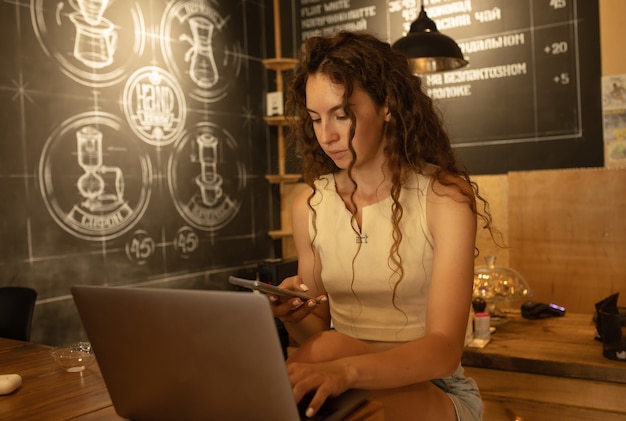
[30,0,146,87]
[125,229,156,265]
[168,123,246,232]
[122,66,186,147]
[160,0,242,104]
[38,112,152,241]
[173,226,199,259]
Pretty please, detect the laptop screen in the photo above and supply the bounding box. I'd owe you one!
[72,286,370,421]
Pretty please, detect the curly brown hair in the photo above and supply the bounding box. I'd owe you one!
[285,31,495,300]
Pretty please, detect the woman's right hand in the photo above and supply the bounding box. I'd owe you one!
[269,275,327,324]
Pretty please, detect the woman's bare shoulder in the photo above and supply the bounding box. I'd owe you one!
[428,171,474,204]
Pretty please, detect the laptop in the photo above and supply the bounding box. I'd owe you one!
[71,285,371,421]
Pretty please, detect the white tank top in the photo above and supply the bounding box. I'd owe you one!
[310,172,434,342]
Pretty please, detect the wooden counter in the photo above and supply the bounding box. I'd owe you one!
[462,312,626,420]
[0,337,383,420]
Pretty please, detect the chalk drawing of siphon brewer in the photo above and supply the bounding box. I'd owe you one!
[67,0,117,69]
[194,133,223,207]
[76,126,125,212]
[181,16,219,89]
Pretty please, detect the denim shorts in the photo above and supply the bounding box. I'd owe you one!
[431,364,482,421]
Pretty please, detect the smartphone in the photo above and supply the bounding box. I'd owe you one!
[228,276,321,305]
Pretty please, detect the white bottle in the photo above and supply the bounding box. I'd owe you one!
[464,308,474,346]
[474,312,491,342]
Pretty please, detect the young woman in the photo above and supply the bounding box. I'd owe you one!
[269,31,494,421]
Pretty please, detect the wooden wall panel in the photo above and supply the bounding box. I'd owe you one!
[600,0,626,76]
[508,168,626,313]
[473,175,510,267]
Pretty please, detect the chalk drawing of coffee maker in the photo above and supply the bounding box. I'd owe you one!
[194,133,224,207]
[76,126,125,212]
[67,0,117,69]
[181,16,219,89]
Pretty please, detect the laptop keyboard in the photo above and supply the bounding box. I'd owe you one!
[297,392,335,420]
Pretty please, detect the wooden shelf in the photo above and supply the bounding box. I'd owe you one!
[268,229,293,240]
[265,0,300,258]
[263,58,299,71]
[264,115,299,126]
[265,174,302,184]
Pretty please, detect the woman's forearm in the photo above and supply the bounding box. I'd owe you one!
[342,333,462,390]
[283,312,330,345]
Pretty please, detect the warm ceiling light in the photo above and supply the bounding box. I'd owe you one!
[392,4,468,74]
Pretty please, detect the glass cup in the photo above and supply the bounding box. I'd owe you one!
[598,308,626,362]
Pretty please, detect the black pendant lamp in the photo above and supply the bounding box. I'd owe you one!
[392,4,468,74]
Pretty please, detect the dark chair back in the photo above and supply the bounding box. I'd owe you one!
[0,287,37,341]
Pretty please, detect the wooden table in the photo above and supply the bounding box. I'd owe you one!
[462,313,626,420]
[0,338,111,420]
[0,337,383,420]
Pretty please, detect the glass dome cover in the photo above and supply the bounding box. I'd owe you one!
[473,256,532,302]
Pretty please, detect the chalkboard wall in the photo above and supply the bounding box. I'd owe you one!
[0,0,604,345]
[294,0,603,174]
[0,0,276,345]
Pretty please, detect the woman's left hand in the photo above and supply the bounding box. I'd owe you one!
[288,359,351,418]
[286,330,373,417]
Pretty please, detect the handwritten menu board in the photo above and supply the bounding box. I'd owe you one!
[296,0,602,174]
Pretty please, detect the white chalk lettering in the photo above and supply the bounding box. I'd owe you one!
[81,211,127,229]
[435,14,472,30]
[427,1,472,18]
[475,7,501,23]
[324,0,351,12]
[460,33,525,54]
[301,5,322,17]
[136,84,175,115]
[444,63,528,84]
[427,84,472,99]
[301,6,376,29]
